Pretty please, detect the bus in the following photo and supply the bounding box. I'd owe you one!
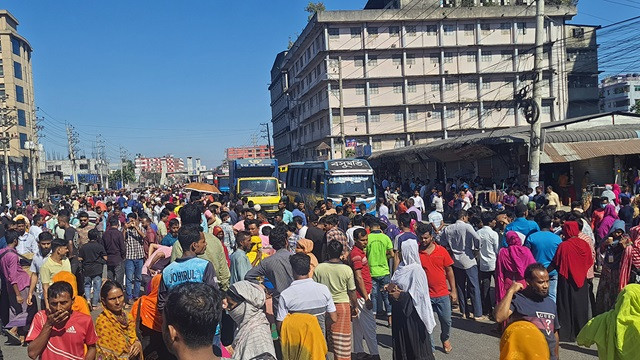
[230,159,280,213]
[284,159,376,214]
[217,174,230,193]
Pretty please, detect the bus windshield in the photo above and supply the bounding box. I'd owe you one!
[327,175,374,198]
[238,179,279,196]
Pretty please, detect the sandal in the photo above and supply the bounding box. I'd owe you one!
[443,341,453,354]
[5,330,22,345]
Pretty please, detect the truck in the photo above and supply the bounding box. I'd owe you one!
[229,159,280,213]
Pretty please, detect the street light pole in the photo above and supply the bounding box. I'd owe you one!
[528,0,545,189]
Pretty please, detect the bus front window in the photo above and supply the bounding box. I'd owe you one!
[238,179,279,196]
[327,176,374,198]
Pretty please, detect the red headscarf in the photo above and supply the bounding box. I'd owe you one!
[620,225,640,290]
[213,226,231,267]
[553,221,594,288]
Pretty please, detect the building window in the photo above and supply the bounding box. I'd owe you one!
[393,82,403,93]
[464,24,474,36]
[445,81,455,91]
[330,88,339,97]
[15,85,24,103]
[406,54,416,65]
[426,25,437,35]
[392,55,402,66]
[467,51,476,62]
[354,56,364,67]
[507,107,515,115]
[542,105,551,114]
[0,83,4,97]
[13,61,22,80]
[480,23,491,34]
[501,50,511,60]
[517,22,526,35]
[443,24,455,35]
[469,107,478,119]
[430,54,440,64]
[482,81,491,89]
[17,109,26,126]
[468,81,478,90]
[350,27,361,38]
[372,139,382,150]
[501,22,511,34]
[368,27,378,37]
[370,112,380,122]
[444,52,454,63]
[406,25,417,36]
[407,81,417,93]
[431,82,440,91]
[356,84,365,95]
[19,133,27,149]
[369,83,379,94]
[328,28,340,39]
[481,51,492,62]
[409,109,418,120]
[389,26,400,37]
[445,108,456,119]
[395,111,404,121]
[79,164,89,170]
[0,60,3,77]
[11,37,20,56]
[368,55,378,66]
[635,85,640,92]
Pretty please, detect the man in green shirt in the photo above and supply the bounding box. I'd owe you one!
[365,219,393,326]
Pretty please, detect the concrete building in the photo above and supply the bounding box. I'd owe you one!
[44,158,102,184]
[599,74,640,113]
[0,10,38,202]
[134,155,184,173]
[566,24,600,118]
[225,145,274,160]
[269,0,591,162]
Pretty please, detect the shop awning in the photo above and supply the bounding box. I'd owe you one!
[541,138,640,163]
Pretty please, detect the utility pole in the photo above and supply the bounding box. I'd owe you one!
[32,113,44,199]
[260,122,273,159]
[119,146,128,189]
[0,96,16,205]
[66,125,79,190]
[528,0,544,189]
[338,56,345,158]
[96,135,106,190]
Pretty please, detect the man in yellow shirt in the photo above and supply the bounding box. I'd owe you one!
[39,239,71,308]
[546,186,561,209]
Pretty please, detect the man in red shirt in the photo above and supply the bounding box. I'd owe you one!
[350,228,379,359]
[417,222,457,354]
[26,281,98,360]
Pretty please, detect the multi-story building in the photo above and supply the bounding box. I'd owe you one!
[44,158,102,184]
[225,145,274,160]
[269,0,586,162]
[0,10,38,202]
[134,155,185,173]
[599,74,640,113]
[566,24,599,118]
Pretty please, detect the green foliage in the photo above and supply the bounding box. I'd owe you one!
[305,2,325,21]
[108,160,136,188]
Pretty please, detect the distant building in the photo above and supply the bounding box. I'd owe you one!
[44,158,101,184]
[135,155,185,173]
[225,145,274,160]
[269,0,595,162]
[599,74,640,113]
[0,10,38,201]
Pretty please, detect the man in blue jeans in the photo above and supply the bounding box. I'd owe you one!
[417,222,457,353]
[440,209,486,321]
[123,213,145,304]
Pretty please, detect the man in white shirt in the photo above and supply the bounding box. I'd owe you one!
[378,199,389,218]
[428,205,444,229]
[432,190,444,213]
[346,215,365,249]
[294,216,308,239]
[16,218,38,256]
[411,189,426,213]
[474,212,499,317]
[29,214,44,240]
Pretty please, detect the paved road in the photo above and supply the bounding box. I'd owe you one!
[1,311,600,360]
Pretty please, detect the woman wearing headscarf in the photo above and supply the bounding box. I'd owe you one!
[387,240,436,360]
[500,321,550,360]
[597,204,619,243]
[612,184,621,205]
[295,239,318,277]
[577,284,640,360]
[51,271,91,315]
[495,231,537,303]
[548,221,595,342]
[595,220,630,316]
[212,226,231,267]
[380,215,401,240]
[95,280,142,359]
[619,225,640,290]
[130,274,175,360]
[224,280,276,360]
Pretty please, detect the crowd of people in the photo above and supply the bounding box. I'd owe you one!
[0,180,639,360]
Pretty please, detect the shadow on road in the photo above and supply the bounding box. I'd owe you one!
[560,343,598,357]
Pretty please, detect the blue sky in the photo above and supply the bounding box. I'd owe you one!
[3,1,636,168]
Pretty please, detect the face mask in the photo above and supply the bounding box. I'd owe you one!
[601,204,607,209]
[228,301,247,324]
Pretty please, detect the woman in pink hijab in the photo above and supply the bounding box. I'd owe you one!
[612,183,621,205]
[495,231,537,302]
[597,204,619,242]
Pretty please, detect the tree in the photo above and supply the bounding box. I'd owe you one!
[108,160,136,189]
[305,2,325,21]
